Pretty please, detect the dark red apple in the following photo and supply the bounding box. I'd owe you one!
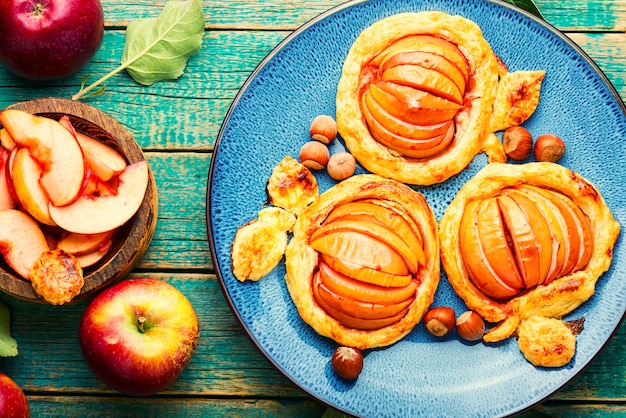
[0,372,29,418]
[79,278,200,396]
[0,0,104,81]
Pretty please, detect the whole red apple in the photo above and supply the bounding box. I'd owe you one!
[0,372,29,418]
[79,278,200,396]
[0,0,104,80]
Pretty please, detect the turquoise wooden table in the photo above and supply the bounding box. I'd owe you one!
[0,0,624,416]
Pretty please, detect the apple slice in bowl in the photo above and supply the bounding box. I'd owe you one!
[0,98,158,303]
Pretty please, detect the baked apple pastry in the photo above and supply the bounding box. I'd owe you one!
[439,163,620,366]
[285,174,439,349]
[336,12,545,185]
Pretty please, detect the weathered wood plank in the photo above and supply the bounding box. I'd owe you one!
[2,273,624,403]
[140,152,213,270]
[528,402,626,417]
[98,0,626,32]
[26,396,325,417]
[2,274,308,397]
[1,31,623,152]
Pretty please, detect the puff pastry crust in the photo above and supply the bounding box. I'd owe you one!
[439,163,620,355]
[285,174,440,349]
[336,12,545,185]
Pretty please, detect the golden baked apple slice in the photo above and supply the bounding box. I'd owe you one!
[315,274,414,320]
[380,51,467,93]
[549,190,593,272]
[380,64,464,104]
[474,198,525,290]
[515,185,567,284]
[322,254,413,288]
[310,229,410,276]
[496,194,541,289]
[361,198,425,247]
[324,200,425,266]
[459,200,522,300]
[523,185,590,277]
[311,218,418,273]
[369,82,461,125]
[362,90,452,140]
[312,272,410,331]
[363,100,455,159]
[372,35,469,82]
[318,261,417,305]
[499,190,554,287]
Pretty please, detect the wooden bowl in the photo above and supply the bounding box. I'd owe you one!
[0,97,158,303]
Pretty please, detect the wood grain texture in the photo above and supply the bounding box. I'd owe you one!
[97,0,626,32]
[0,0,624,416]
[0,31,623,152]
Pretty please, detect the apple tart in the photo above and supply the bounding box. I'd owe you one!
[284,174,439,349]
[336,12,545,185]
[439,162,620,366]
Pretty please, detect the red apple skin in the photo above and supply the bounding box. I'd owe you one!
[0,0,104,81]
[0,372,29,418]
[79,278,200,397]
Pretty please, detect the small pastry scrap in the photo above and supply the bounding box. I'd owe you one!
[231,156,315,282]
[266,156,319,216]
[231,207,296,282]
[30,249,84,305]
[336,12,545,185]
[439,162,620,366]
[284,174,439,349]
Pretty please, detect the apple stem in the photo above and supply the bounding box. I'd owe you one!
[137,316,147,333]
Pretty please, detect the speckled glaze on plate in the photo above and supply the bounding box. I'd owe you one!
[206,0,626,416]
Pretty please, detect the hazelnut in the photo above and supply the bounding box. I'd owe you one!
[327,152,356,181]
[424,306,456,337]
[503,126,533,160]
[309,115,337,144]
[331,346,363,380]
[299,141,329,170]
[456,311,485,341]
[534,134,566,163]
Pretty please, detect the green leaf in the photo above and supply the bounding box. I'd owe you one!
[502,0,544,19]
[72,0,205,100]
[0,300,17,357]
[122,0,205,86]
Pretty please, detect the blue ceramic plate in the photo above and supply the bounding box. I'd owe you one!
[207,0,626,416]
